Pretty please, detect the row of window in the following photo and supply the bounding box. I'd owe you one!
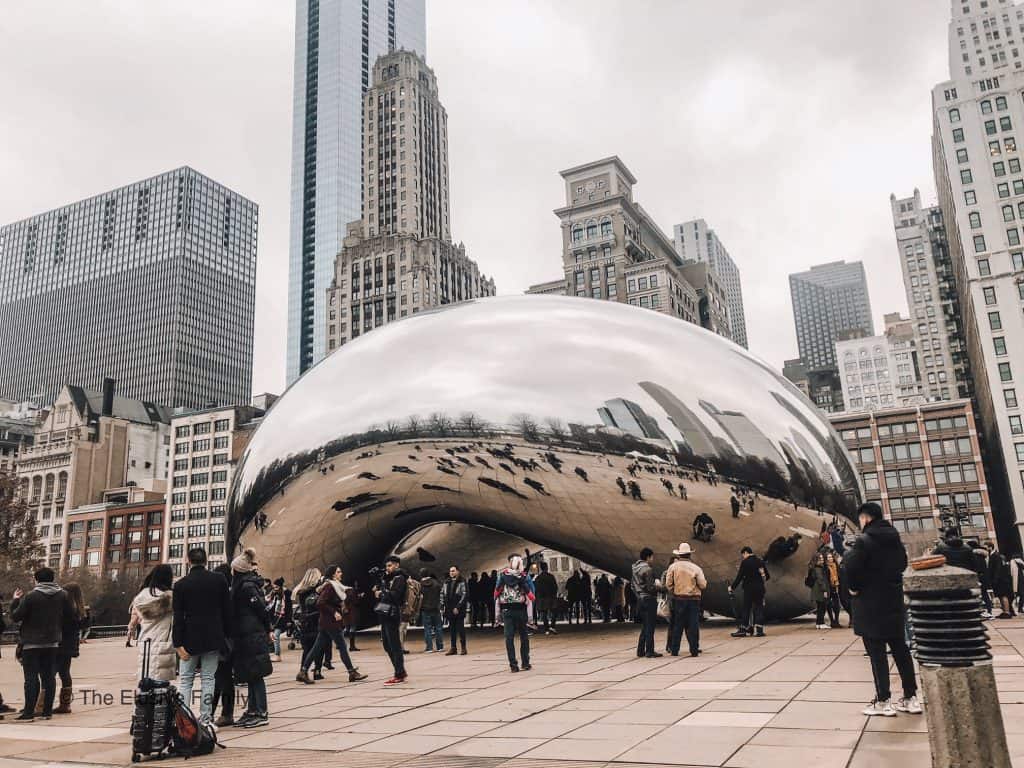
[174,437,229,453]
[171,470,229,487]
[168,506,225,522]
[67,511,161,534]
[168,523,225,539]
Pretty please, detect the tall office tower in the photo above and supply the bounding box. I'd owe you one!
[931,0,1024,547]
[0,168,258,408]
[324,51,495,351]
[788,261,874,371]
[890,190,970,401]
[287,0,426,382]
[673,219,748,348]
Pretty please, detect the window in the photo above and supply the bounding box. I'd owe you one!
[1002,116,1014,131]
[858,447,874,464]
[961,169,974,184]
[995,160,1007,176]
[1010,415,1023,434]
[213,436,229,449]
[1017,444,1024,463]
[998,182,1010,197]
[966,190,978,204]
[974,234,987,252]
[990,140,1002,156]
[995,337,1008,355]
[970,211,982,228]
[958,148,970,164]
[1000,362,1013,381]
[1006,389,1019,408]
[954,127,965,142]
[1012,158,1022,173]
[864,472,879,491]
[984,286,997,304]
[950,107,961,122]
[980,258,992,276]
[997,96,1009,111]
[194,422,211,435]
[1010,228,1021,246]
[990,310,1003,329]
[982,100,993,114]
[986,119,998,135]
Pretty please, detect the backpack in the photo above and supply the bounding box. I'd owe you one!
[499,574,526,605]
[299,589,319,633]
[401,577,422,622]
[171,697,223,758]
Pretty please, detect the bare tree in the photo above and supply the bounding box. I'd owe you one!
[512,414,541,442]
[0,469,45,597]
[544,417,568,442]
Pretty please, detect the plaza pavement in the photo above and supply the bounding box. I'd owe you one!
[2,617,1024,768]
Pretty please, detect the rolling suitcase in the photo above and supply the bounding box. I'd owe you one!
[130,638,177,762]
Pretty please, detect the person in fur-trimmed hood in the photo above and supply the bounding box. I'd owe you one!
[230,548,273,728]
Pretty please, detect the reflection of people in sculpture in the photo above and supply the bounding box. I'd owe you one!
[628,480,643,500]
[661,478,676,496]
[678,483,688,500]
[730,495,741,518]
[693,513,715,543]
[616,477,627,495]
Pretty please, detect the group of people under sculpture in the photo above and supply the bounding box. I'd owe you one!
[6,501,942,725]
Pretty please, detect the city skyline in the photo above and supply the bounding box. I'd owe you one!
[0,1,950,396]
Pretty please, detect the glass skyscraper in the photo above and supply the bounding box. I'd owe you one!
[286,0,426,382]
[0,167,258,408]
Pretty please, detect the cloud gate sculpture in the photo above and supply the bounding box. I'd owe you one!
[229,295,861,621]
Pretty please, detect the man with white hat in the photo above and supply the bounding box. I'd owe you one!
[664,542,707,657]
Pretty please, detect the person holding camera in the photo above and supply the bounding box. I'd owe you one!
[373,556,408,685]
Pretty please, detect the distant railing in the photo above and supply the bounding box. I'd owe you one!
[0,624,128,645]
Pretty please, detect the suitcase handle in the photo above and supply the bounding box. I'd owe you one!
[141,637,151,680]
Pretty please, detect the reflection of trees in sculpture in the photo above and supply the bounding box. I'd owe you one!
[512,413,541,442]
[545,418,568,441]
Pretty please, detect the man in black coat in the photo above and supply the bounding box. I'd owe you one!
[843,503,920,718]
[533,562,558,634]
[173,547,231,720]
[932,528,979,571]
[10,567,72,721]
[728,546,768,637]
[374,556,408,684]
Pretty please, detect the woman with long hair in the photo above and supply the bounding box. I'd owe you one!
[293,568,323,679]
[296,565,366,684]
[229,548,272,728]
[808,553,831,630]
[127,564,176,681]
[52,583,85,714]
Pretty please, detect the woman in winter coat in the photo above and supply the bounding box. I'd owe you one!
[296,565,366,684]
[293,568,323,678]
[808,553,831,629]
[52,582,86,714]
[230,548,273,728]
[989,548,1016,618]
[128,565,176,681]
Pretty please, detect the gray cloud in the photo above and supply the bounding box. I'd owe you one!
[0,0,948,396]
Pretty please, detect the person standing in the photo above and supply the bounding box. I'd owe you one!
[344,581,364,652]
[595,574,612,622]
[495,555,533,672]
[374,556,408,685]
[296,565,366,683]
[443,565,468,655]
[173,547,231,721]
[467,572,481,627]
[632,548,661,658]
[533,562,558,634]
[988,546,1015,618]
[610,576,625,622]
[486,570,499,626]
[580,569,593,624]
[728,546,768,638]
[50,582,85,715]
[229,548,273,728]
[808,553,831,630]
[128,565,176,684]
[664,543,707,657]
[843,502,921,717]
[210,564,236,727]
[10,567,71,721]
[730,494,741,518]
[565,571,581,624]
[824,552,842,628]
[971,540,994,618]
[266,578,292,662]
[419,569,444,653]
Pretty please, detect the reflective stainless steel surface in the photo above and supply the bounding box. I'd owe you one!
[230,295,860,620]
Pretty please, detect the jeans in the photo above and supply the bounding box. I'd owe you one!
[636,595,657,656]
[381,619,406,677]
[422,611,444,651]
[179,649,219,719]
[501,605,530,667]
[740,590,765,631]
[298,634,320,672]
[827,592,841,625]
[815,601,827,626]
[863,636,917,702]
[56,653,72,688]
[272,627,285,656]
[668,598,700,656]
[247,677,267,716]
[212,658,234,719]
[303,627,354,672]
[21,647,56,717]
[448,612,467,650]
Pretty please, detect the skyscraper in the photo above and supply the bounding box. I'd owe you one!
[287,0,426,383]
[324,50,495,350]
[673,218,748,348]
[788,261,874,371]
[890,189,969,401]
[931,0,1024,546]
[0,167,258,408]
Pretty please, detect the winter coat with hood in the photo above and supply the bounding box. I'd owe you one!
[131,587,176,681]
[933,537,979,572]
[989,551,1014,597]
[231,571,272,684]
[442,576,467,617]
[842,518,909,639]
[807,563,829,603]
[10,582,72,649]
[419,575,442,614]
[315,580,352,632]
[631,559,658,598]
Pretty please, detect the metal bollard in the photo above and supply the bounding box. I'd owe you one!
[904,564,1010,768]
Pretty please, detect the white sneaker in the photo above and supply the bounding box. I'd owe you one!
[894,695,923,714]
[863,699,897,717]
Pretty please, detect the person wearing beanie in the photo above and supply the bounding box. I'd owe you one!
[266,577,292,663]
[229,549,273,728]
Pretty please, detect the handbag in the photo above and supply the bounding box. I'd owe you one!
[374,601,398,619]
[656,597,671,620]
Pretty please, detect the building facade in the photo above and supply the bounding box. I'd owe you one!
[673,218,748,348]
[15,383,170,571]
[65,498,165,579]
[287,0,426,382]
[324,50,495,351]
[931,0,1024,548]
[831,400,994,556]
[789,261,874,372]
[835,313,925,411]
[164,404,266,575]
[890,190,970,400]
[528,157,714,334]
[0,168,257,409]
[680,262,731,341]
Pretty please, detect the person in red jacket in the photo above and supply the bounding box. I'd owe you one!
[295,565,367,685]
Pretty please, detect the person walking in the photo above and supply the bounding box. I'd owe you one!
[495,555,533,672]
[843,502,921,717]
[728,546,767,637]
[229,548,273,728]
[808,553,831,630]
[374,556,408,685]
[344,581,364,652]
[209,564,236,727]
[172,547,231,721]
[51,582,85,715]
[632,547,661,658]
[296,565,367,683]
[419,569,444,653]
[971,540,994,618]
[443,565,468,655]
[266,578,292,662]
[128,565,176,684]
[534,562,558,634]
[292,568,324,680]
[10,567,71,721]
[989,546,1016,618]
[664,543,707,657]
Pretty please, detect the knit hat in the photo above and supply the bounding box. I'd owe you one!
[231,547,258,574]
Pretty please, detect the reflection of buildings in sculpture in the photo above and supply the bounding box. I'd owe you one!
[787,430,838,486]
[597,398,670,446]
[770,390,858,492]
[698,400,788,472]
[637,381,719,458]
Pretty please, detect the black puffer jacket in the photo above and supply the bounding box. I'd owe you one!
[230,572,272,683]
[933,538,978,572]
[11,583,71,648]
[843,518,908,639]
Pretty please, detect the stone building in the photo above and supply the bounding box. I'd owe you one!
[835,313,926,411]
[325,50,494,352]
[65,496,165,579]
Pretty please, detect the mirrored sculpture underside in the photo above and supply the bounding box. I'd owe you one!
[229,296,861,621]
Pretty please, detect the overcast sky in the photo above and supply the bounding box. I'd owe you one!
[0,1,951,397]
